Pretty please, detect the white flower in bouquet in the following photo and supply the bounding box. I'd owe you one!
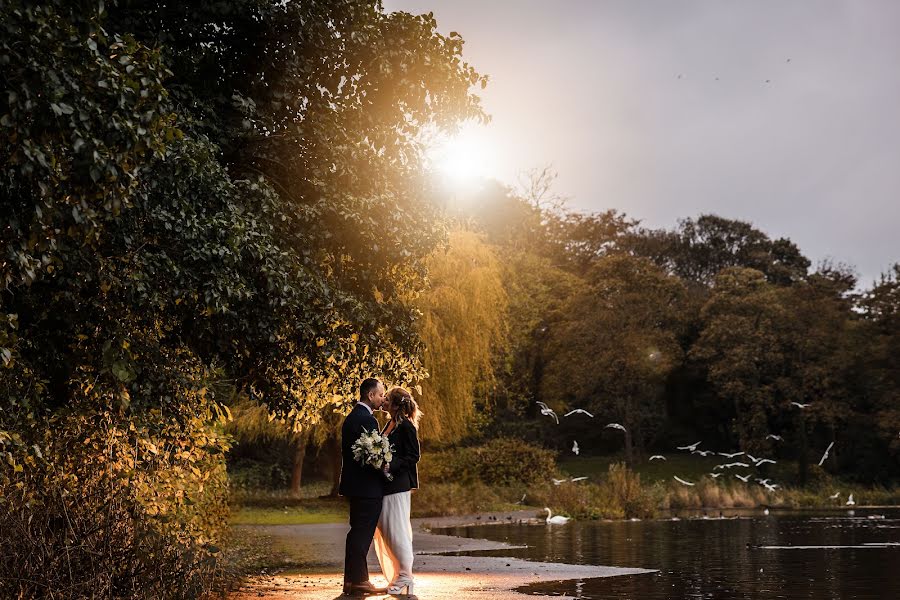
[351,429,396,480]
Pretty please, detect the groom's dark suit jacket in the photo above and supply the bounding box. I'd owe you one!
[339,403,385,498]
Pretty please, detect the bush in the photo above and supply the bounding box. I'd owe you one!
[1,410,231,599]
[227,458,292,491]
[605,462,661,518]
[411,481,506,517]
[420,438,556,486]
[524,463,661,520]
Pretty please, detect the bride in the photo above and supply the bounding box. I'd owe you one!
[374,386,422,596]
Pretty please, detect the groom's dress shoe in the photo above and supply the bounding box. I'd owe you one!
[348,581,388,595]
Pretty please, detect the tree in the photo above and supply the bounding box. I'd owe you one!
[416,229,509,443]
[226,396,312,495]
[854,264,900,483]
[690,266,858,483]
[540,255,688,464]
[625,215,810,287]
[690,269,792,457]
[1,1,486,596]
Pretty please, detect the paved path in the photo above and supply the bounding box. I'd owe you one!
[228,510,655,600]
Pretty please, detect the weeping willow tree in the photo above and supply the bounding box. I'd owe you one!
[225,396,311,494]
[226,396,349,496]
[416,229,509,443]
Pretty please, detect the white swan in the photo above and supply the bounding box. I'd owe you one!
[544,507,571,525]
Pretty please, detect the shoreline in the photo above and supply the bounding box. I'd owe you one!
[227,509,656,600]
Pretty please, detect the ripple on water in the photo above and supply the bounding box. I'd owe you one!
[438,509,900,600]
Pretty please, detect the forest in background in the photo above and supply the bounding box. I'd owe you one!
[231,169,900,502]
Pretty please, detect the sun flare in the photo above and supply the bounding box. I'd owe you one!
[427,122,494,187]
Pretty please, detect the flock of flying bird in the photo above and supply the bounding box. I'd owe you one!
[536,400,855,506]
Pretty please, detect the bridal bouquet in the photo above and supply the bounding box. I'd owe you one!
[352,429,395,480]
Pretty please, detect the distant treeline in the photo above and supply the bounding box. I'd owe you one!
[450,173,899,487]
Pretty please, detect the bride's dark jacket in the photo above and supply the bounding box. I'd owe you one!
[384,418,420,495]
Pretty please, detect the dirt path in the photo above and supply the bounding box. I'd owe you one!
[227,510,655,600]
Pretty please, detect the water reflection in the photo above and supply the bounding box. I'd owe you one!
[437,508,900,599]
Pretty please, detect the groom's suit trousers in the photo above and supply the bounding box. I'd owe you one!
[344,496,384,584]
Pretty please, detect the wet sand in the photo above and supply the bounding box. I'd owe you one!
[227,510,655,600]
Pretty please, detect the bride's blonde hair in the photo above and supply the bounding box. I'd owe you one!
[387,386,422,428]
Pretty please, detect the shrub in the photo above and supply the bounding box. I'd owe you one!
[524,463,661,520]
[420,438,556,487]
[411,481,504,517]
[1,409,231,599]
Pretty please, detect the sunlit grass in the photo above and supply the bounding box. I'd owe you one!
[228,480,348,525]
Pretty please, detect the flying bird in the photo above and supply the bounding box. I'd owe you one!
[718,452,744,458]
[570,476,588,482]
[735,474,751,482]
[715,462,750,470]
[649,455,666,461]
[564,409,594,418]
[677,441,702,451]
[605,423,627,432]
[766,435,783,441]
[710,472,723,478]
[755,458,777,466]
[829,491,841,500]
[516,493,527,505]
[552,478,567,486]
[846,493,855,506]
[818,442,835,467]
[673,476,695,486]
[536,401,559,425]
[572,440,580,455]
[745,453,759,464]
[791,402,810,409]
[692,450,714,457]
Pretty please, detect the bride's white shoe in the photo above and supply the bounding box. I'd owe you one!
[387,576,414,595]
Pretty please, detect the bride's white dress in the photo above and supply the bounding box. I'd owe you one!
[373,491,414,586]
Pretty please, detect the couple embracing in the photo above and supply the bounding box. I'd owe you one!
[340,378,422,597]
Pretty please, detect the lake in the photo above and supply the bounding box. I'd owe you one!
[436,508,900,599]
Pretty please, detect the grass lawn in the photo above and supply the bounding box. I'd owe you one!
[228,480,348,526]
[559,452,728,485]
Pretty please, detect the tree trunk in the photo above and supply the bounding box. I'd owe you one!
[289,431,310,496]
[624,427,634,467]
[797,415,809,486]
[327,435,342,498]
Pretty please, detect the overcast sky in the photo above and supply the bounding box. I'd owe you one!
[383,0,899,286]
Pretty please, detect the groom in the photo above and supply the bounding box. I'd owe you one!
[340,378,388,596]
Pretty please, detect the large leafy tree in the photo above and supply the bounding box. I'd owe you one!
[626,214,810,287]
[690,267,860,482]
[0,1,485,596]
[854,264,900,483]
[540,255,688,464]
